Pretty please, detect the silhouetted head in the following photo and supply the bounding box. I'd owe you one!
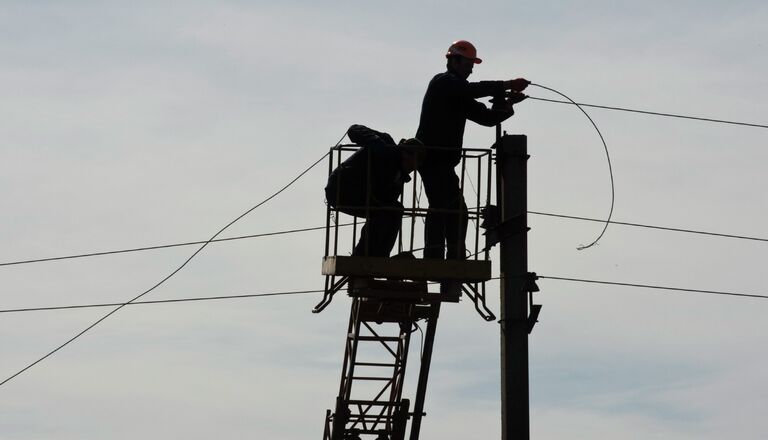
[445,40,482,79]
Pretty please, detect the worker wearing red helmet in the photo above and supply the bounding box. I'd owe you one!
[416,40,529,260]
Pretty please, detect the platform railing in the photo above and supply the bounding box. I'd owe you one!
[316,142,496,320]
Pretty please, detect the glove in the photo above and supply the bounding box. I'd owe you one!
[505,78,530,92]
[507,91,528,105]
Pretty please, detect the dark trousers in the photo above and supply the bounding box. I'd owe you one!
[325,180,403,257]
[418,164,468,260]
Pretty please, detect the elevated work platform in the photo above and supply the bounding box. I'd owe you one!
[322,256,492,283]
[318,143,499,440]
[315,256,496,313]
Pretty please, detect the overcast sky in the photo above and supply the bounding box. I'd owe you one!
[1,1,767,439]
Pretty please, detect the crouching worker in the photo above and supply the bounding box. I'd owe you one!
[325,124,424,257]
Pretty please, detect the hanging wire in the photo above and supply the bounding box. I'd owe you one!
[460,160,481,240]
[530,83,614,250]
[0,131,348,388]
[463,165,479,199]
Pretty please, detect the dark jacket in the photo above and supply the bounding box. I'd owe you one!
[325,125,409,207]
[416,71,509,166]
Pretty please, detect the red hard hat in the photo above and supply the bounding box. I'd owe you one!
[446,40,482,64]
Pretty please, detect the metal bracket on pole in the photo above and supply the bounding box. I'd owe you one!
[484,216,530,250]
[524,272,540,293]
[524,272,541,334]
[480,205,529,251]
[480,204,500,228]
[527,304,542,334]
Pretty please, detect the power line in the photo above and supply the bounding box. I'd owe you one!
[4,209,768,271]
[0,136,341,388]
[466,207,768,258]
[528,96,768,129]
[538,275,768,300]
[0,289,324,314]
[0,224,353,268]
[3,273,768,316]
[528,211,768,243]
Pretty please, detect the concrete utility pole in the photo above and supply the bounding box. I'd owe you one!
[496,134,532,440]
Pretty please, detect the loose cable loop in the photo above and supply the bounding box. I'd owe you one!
[530,83,615,250]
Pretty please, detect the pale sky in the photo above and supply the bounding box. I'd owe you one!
[1,1,767,439]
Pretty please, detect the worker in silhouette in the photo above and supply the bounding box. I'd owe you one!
[325,124,424,257]
[416,40,529,259]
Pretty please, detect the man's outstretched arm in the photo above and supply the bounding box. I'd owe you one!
[466,77,530,99]
[464,92,527,127]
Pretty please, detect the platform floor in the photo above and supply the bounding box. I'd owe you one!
[322,256,492,283]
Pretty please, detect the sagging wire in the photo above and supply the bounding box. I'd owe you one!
[530,83,615,250]
[463,166,480,232]
[0,131,349,389]
[463,166,479,199]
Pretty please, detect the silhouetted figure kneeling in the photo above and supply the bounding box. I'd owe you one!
[325,124,423,257]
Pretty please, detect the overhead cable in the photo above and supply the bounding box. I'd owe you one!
[528,96,768,130]
[0,224,353,268]
[539,275,768,300]
[0,289,324,314]
[530,83,614,250]
[528,211,768,243]
[3,274,768,317]
[0,132,345,388]
[4,210,768,270]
